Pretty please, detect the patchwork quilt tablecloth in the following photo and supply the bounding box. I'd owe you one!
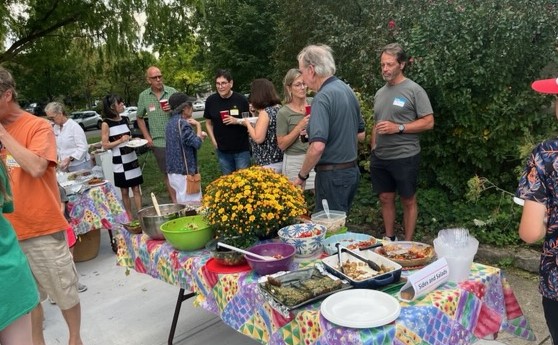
[116,230,535,345]
[68,181,129,235]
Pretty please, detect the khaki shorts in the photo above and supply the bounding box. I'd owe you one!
[152,147,167,174]
[19,231,80,310]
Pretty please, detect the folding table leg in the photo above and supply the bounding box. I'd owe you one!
[168,288,195,345]
[107,229,117,253]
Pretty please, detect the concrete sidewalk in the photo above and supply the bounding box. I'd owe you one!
[42,230,550,345]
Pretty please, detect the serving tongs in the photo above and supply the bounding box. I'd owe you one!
[335,243,382,272]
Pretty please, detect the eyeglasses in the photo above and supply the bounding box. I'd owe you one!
[291,82,306,89]
[149,75,163,80]
[216,81,229,87]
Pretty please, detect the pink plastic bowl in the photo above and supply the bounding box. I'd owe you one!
[245,242,296,276]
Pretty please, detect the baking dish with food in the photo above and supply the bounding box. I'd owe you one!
[321,249,402,289]
[258,267,351,317]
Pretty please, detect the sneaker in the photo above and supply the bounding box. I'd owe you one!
[382,235,398,242]
[48,296,56,304]
[77,282,88,293]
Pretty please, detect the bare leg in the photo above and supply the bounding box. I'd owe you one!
[163,175,177,203]
[131,185,142,219]
[61,303,83,345]
[379,192,396,238]
[0,312,33,345]
[30,304,46,345]
[121,187,132,220]
[401,194,418,241]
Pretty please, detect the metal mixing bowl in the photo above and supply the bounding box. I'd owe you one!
[138,204,196,240]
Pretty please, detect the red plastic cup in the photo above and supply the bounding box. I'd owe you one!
[159,99,169,109]
[220,110,229,119]
[305,105,311,115]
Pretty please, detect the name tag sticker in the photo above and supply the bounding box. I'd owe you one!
[148,104,156,112]
[393,97,406,107]
[230,109,239,116]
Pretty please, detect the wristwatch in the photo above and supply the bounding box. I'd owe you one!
[398,124,405,134]
[298,172,309,181]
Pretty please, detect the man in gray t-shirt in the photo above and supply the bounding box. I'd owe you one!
[371,43,434,241]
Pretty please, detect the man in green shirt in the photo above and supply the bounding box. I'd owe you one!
[137,66,177,202]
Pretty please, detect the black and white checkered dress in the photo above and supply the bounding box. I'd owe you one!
[104,118,143,188]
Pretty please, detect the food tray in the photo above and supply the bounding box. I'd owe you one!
[258,267,352,317]
[375,241,434,267]
[321,249,402,289]
[322,232,379,255]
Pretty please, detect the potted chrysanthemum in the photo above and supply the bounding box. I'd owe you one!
[202,166,307,242]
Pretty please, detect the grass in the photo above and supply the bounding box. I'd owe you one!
[88,123,381,232]
[88,122,224,205]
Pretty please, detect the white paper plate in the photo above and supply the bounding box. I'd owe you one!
[126,138,148,148]
[60,180,78,188]
[320,289,400,328]
[246,117,258,124]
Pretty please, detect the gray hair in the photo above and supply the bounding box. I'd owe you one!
[282,68,303,104]
[297,44,336,77]
[0,67,18,102]
[44,101,66,116]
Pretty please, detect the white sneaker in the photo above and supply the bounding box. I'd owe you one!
[77,282,88,293]
[48,296,56,304]
[382,236,398,242]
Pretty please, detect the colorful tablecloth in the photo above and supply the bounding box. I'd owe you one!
[116,230,535,345]
[68,182,129,235]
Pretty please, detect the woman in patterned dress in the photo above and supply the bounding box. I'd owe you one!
[101,94,143,220]
[240,78,283,172]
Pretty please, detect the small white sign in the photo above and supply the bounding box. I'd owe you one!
[398,257,449,301]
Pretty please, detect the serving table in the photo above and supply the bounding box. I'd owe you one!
[68,181,129,253]
[116,230,535,345]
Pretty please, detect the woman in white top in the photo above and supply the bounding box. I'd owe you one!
[45,102,91,172]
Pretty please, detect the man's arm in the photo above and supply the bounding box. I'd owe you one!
[0,124,49,177]
[136,117,153,147]
[402,114,434,133]
[205,119,218,148]
[293,141,325,186]
[375,114,434,135]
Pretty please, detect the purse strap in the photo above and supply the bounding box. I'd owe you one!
[177,120,190,175]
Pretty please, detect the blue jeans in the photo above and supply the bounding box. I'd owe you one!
[314,165,360,213]
[216,149,251,175]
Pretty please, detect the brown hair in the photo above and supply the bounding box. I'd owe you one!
[249,79,281,110]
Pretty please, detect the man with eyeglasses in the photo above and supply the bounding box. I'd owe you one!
[294,44,366,214]
[137,66,178,202]
[203,69,251,175]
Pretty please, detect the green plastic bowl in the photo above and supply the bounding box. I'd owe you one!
[160,215,214,251]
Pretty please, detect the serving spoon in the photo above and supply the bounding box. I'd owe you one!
[217,242,276,261]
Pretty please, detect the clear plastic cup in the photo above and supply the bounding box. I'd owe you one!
[433,236,479,283]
